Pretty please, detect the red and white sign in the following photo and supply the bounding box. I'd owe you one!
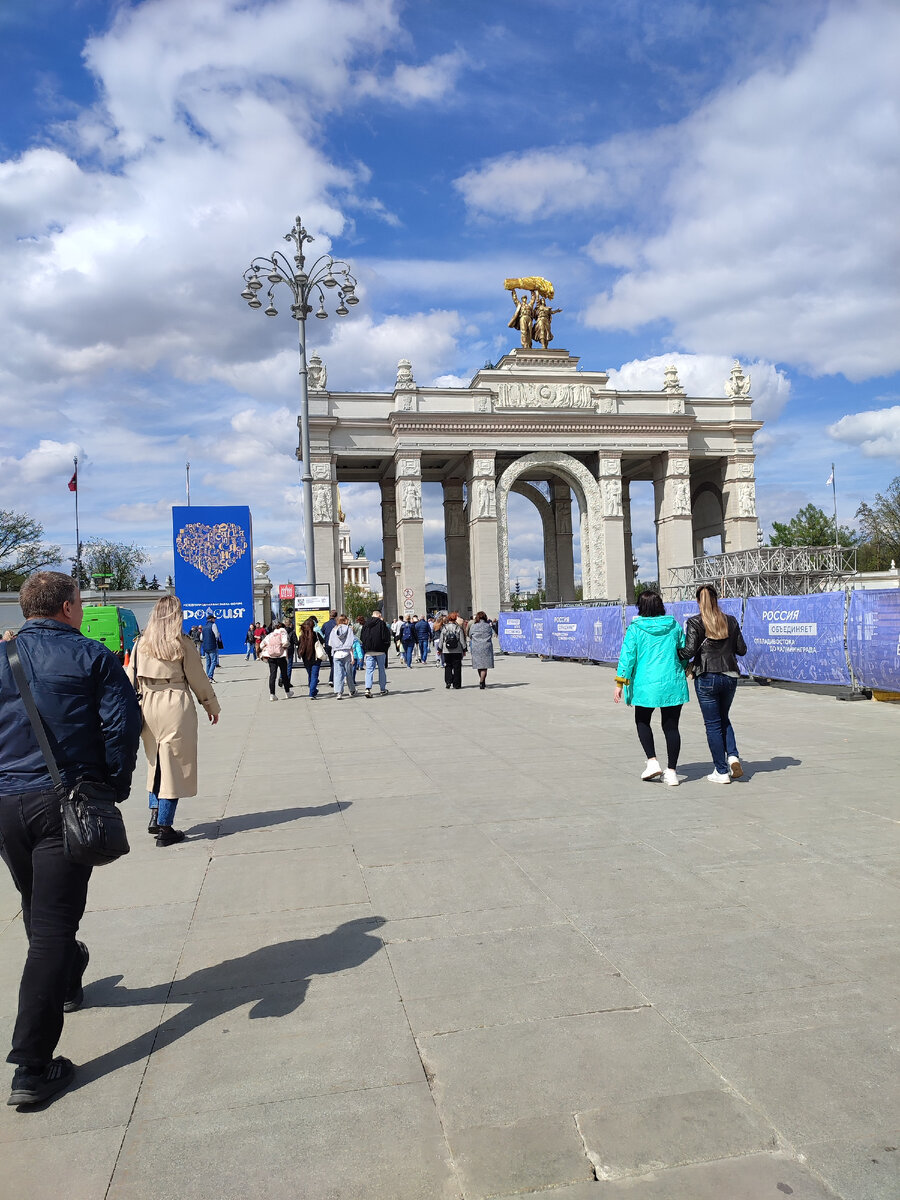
[278,584,296,600]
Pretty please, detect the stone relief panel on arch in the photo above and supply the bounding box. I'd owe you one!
[672,479,691,517]
[312,483,334,523]
[475,478,496,519]
[603,478,623,518]
[495,381,595,409]
[401,479,422,519]
[311,462,332,480]
[738,482,757,517]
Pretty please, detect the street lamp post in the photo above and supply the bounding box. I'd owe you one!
[241,216,359,593]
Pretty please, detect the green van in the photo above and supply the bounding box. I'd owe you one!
[80,605,141,662]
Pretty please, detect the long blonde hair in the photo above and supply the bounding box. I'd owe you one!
[697,585,728,639]
[141,595,186,661]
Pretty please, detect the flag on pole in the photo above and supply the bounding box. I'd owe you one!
[68,468,78,492]
[826,468,834,487]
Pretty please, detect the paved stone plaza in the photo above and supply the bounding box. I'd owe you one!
[1,653,898,1199]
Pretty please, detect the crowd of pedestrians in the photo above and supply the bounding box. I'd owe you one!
[0,567,750,1112]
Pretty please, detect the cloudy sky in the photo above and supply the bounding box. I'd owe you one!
[2,0,899,592]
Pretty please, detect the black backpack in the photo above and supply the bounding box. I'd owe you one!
[401,622,415,643]
[443,625,460,651]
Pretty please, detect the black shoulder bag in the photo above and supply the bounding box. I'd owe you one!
[6,643,130,867]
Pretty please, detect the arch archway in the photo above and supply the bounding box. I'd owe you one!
[497,451,604,603]
[510,480,560,602]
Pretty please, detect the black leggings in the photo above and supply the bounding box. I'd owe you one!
[634,705,682,769]
[268,656,291,695]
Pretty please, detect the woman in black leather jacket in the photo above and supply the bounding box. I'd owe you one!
[681,585,747,784]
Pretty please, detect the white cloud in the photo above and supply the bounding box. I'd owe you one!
[456,1,900,381]
[606,353,791,420]
[828,404,900,458]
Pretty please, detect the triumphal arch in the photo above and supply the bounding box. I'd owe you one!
[301,286,761,618]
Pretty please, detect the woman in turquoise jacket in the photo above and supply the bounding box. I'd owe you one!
[614,591,689,786]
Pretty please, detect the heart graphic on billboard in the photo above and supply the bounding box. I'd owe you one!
[176,523,248,581]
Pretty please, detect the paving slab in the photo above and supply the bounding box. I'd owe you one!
[1,654,897,1199]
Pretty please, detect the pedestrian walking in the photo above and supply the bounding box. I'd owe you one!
[613,590,689,786]
[259,623,294,701]
[391,616,403,657]
[433,616,444,666]
[244,623,257,660]
[321,609,338,687]
[468,611,495,688]
[253,623,266,660]
[0,571,142,1107]
[360,608,392,697]
[414,614,432,664]
[438,611,467,690]
[681,584,747,784]
[400,616,417,667]
[328,615,357,698]
[298,616,326,698]
[199,612,221,680]
[283,618,299,683]
[127,595,221,846]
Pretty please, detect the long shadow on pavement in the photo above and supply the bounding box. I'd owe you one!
[676,755,802,782]
[186,800,348,840]
[69,916,387,1092]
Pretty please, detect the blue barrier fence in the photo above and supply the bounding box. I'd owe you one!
[500,589,900,691]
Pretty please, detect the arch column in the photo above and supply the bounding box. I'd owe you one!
[468,453,501,618]
[654,452,693,598]
[395,453,425,619]
[551,482,576,602]
[597,455,628,602]
[311,459,342,611]
[380,481,398,621]
[723,455,759,551]
[443,479,471,616]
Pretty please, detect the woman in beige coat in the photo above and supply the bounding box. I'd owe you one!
[127,595,220,846]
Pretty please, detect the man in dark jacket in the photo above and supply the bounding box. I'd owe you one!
[414,615,432,664]
[359,610,392,697]
[199,612,220,680]
[0,571,142,1107]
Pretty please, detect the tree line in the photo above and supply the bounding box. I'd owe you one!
[0,510,149,591]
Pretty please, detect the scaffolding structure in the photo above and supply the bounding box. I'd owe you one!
[669,545,858,599]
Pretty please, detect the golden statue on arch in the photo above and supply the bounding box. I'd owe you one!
[505,276,562,349]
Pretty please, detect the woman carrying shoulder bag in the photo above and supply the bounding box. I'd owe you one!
[682,585,747,784]
[298,616,326,699]
[127,595,220,846]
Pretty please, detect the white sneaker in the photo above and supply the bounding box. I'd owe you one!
[269,695,277,702]
[641,758,663,781]
[707,770,731,784]
[727,755,744,779]
[662,769,679,786]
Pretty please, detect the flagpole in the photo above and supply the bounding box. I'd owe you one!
[73,456,82,591]
[831,462,838,547]
[186,461,191,506]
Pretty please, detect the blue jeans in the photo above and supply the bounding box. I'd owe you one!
[364,652,387,691]
[402,642,414,667]
[204,650,218,679]
[245,644,255,660]
[305,660,320,697]
[149,792,179,826]
[418,639,429,663]
[694,674,738,775]
[334,655,356,696]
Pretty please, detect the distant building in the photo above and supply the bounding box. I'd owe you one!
[340,525,372,592]
[425,582,448,612]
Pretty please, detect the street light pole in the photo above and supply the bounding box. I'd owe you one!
[242,215,359,595]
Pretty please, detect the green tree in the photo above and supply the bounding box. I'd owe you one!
[0,510,62,590]
[769,504,857,548]
[80,538,149,590]
[137,573,149,589]
[634,580,660,599]
[148,574,160,590]
[856,477,900,568]
[343,583,380,622]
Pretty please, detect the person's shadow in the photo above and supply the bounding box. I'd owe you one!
[66,916,387,1093]
[186,800,347,840]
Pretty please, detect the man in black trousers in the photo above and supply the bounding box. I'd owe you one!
[0,572,142,1107]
